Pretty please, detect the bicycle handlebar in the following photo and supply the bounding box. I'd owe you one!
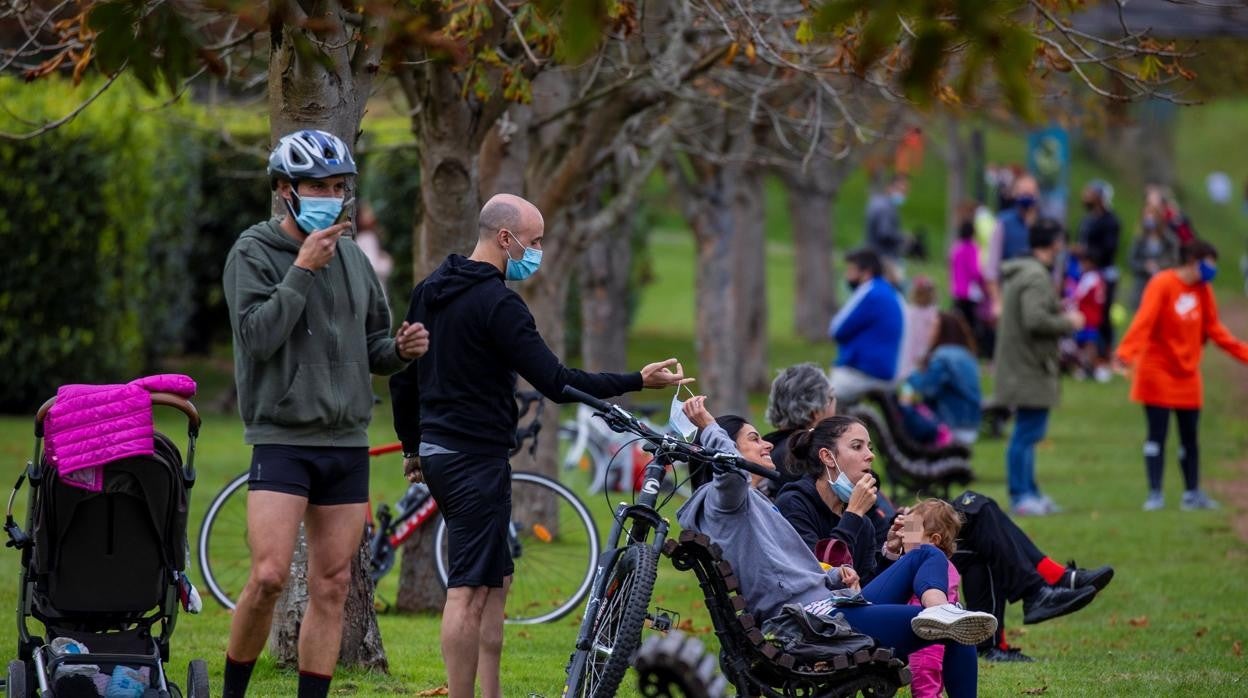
[559,385,780,483]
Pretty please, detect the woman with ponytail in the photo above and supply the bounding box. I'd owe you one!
[676,397,995,697]
[777,417,893,584]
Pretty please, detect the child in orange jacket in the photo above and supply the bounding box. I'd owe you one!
[1116,240,1248,511]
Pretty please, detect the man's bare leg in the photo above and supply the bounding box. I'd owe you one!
[299,501,369,674]
[442,586,492,697]
[476,576,511,698]
[226,491,308,662]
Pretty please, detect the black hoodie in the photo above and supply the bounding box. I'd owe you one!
[390,254,642,458]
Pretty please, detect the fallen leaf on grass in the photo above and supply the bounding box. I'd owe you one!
[417,687,449,696]
[676,618,695,631]
[1022,685,1048,695]
[1128,616,1149,628]
[1195,627,1208,638]
[1233,640,1243,657]
[517,630,532,639]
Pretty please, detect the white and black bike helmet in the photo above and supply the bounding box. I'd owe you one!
[267,129,358,187]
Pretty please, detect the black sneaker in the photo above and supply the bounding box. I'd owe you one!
[1057,561,1114,592]
[979,646,1034,663]
[1022,584,1097,625]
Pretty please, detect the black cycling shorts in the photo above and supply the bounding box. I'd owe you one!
[248,444,369,506]
[422,452,514,588]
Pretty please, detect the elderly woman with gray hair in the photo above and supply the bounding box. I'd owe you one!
[763,363,838,473]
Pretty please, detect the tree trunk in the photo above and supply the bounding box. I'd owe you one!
[690,196,746,415]
[266,2,388,670]
[394,524,445,613]
[943,114,968,254]
[580,217,633,374]
[780,172,837,342]
[732,168,768,392]
[269,529,388,670]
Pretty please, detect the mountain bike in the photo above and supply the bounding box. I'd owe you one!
[559,386,778,698]
[197,391,600,625]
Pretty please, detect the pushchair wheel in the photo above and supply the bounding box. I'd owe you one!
[6,659,26,698]
[186,659,209,698]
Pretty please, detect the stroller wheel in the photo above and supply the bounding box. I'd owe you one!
[6,659,26,698]
[186,659,210,698]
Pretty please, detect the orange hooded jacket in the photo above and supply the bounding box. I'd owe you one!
[1116,269,1248,409]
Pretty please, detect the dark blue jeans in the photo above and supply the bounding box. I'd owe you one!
[839,605,978,698]
[1006,407,1050,505]
[839,545,978,697]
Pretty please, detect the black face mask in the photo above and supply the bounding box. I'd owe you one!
[1083,201,1096,211]
[846,278,862,292]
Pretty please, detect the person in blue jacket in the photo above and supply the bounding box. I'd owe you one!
[829,249,905,403]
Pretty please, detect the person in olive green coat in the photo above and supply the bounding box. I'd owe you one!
[992,219,1086,516]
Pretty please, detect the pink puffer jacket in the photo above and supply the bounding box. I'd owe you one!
[43,374,196,491]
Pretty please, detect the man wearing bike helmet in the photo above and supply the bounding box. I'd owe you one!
[390,193,690,698]
[222,129,429,698]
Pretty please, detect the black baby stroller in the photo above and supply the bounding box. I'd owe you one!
[3,392,208,697]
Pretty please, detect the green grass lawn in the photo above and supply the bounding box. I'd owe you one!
[3,101,1248,695]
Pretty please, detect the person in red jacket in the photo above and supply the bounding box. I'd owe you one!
[1115,240,1248,511]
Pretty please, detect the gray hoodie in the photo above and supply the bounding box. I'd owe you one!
[676,423,844,622]
[223,219,407,446]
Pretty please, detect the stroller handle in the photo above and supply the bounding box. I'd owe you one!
[35,392,201,438]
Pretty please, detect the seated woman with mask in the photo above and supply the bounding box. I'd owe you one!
[776,412,1112,661]
[676,396,996,698]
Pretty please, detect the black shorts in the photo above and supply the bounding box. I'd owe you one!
[248,445,369,505]
[422,452,513,588]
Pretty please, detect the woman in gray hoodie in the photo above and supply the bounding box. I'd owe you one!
[675,397,996,697]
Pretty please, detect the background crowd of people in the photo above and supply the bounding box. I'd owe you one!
[847,165,1248,518]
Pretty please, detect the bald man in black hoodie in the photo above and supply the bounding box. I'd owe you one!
[390,193,690,698]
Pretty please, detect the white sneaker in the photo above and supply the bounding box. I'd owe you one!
[1012,496,1048,517]
[911,604,998,645]
[1181,490,1220,511]
[1142,491,1164,511]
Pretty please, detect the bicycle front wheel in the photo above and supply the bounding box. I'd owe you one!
[435,471,600,624]
[197,472,251,610]
[567,542,658,698]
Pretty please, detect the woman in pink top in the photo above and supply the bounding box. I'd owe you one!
[949,221,984,333]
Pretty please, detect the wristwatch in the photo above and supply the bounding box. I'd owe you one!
[402,452,419,460]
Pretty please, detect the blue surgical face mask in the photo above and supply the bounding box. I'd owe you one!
[826,456,854,503]
[287,191,343,234]
[505,231,543,281]
[1199,259,1217,283]
[890,191,907,206]
[1015,195,1036,210]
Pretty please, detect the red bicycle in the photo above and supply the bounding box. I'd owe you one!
[196,392,600,624]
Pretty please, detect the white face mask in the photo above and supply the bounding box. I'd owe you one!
[668,385,699,442]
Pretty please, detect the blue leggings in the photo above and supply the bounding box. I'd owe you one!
[842,545,978,697]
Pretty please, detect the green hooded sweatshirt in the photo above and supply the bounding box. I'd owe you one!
[992,256,1076,409]
[223,219,408,446]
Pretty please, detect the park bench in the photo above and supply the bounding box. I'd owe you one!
[843,392,974,500]
[662,530,911,697]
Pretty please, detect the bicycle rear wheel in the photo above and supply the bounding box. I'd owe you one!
[197,472,250,610]
[435,471,599,624]
[566,542,658,698]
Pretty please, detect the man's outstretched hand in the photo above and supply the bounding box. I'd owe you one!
[641,358,695,389]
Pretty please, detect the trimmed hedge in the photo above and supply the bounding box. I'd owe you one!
[0,78,269,410]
